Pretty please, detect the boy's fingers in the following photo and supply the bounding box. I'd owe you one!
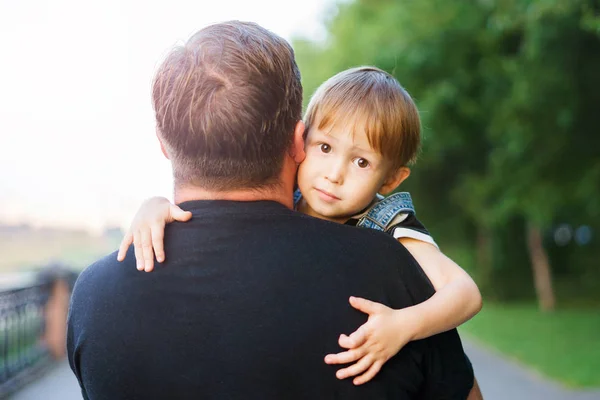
[141,230,154,272]
[353,360,383,385]
[324,347,365,365]
[335,356,372,379]
[117,232,133,262]
[340,328,367,349]
[170,205,192,222]
[151,224,166,263]
[349,296,381,315]
[133,232,144,271]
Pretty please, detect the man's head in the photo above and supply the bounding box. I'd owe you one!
[297,66,421,222]
[152,21,303,192]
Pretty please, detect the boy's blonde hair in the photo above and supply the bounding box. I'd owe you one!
[304,66,420,170]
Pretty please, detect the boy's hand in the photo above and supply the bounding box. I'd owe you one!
[116,197,192,272]
[324,296,418,385]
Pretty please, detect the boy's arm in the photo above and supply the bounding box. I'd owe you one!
[397,237,482,340]
[117,196,192,272]
[325,238,482,385]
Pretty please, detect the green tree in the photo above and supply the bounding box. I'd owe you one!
[293,0,600,310]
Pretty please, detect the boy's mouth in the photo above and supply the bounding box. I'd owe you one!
[315,188,341,202]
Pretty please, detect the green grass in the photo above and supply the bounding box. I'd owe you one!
[460,302,600,388]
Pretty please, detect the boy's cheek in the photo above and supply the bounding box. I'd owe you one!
[301,148,323,166]
[296,168,308,189]
[296,165,313,195]
[296,155,311,176]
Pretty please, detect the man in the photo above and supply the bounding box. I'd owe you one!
[67,21,476,399]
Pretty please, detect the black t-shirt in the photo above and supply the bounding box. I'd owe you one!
[67,200,473,399]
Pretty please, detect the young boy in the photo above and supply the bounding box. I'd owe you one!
[118,66,482,386]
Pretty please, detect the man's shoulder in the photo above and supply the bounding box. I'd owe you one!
[294,211,395,238]
[72,251,130,296]
[298,214,409,254]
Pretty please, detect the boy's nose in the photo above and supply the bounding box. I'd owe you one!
[325,161,344,184]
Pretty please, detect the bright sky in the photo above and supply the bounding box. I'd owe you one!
[0,0,332,233]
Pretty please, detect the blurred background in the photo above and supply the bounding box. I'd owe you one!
[1,0,599,398]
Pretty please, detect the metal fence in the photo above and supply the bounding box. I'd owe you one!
[0,268,75,398]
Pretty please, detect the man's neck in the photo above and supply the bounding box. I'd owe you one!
[174,184,294,210]
[171,153,299,210]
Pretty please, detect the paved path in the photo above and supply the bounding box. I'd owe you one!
[11,361,80,400]
[11,340,600,399]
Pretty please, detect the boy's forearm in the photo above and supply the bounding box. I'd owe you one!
[401,278,483,340]
[399,238,483,339]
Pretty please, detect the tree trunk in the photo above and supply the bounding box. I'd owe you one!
[526,222,556,312]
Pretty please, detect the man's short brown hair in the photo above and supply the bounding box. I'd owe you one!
[304,66,420,171]
[152,21,302,190]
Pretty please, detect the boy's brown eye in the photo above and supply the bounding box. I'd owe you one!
[355,158,369,168]
[320,143,331,153]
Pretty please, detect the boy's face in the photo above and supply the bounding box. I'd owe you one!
[297,120,394,223]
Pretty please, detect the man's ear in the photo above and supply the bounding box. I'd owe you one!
[379,167,411,195]
[156,128,170,160]
[289,121,306,164]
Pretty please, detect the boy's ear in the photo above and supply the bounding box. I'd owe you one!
[379,167,411,195]
[289,121,306,164]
